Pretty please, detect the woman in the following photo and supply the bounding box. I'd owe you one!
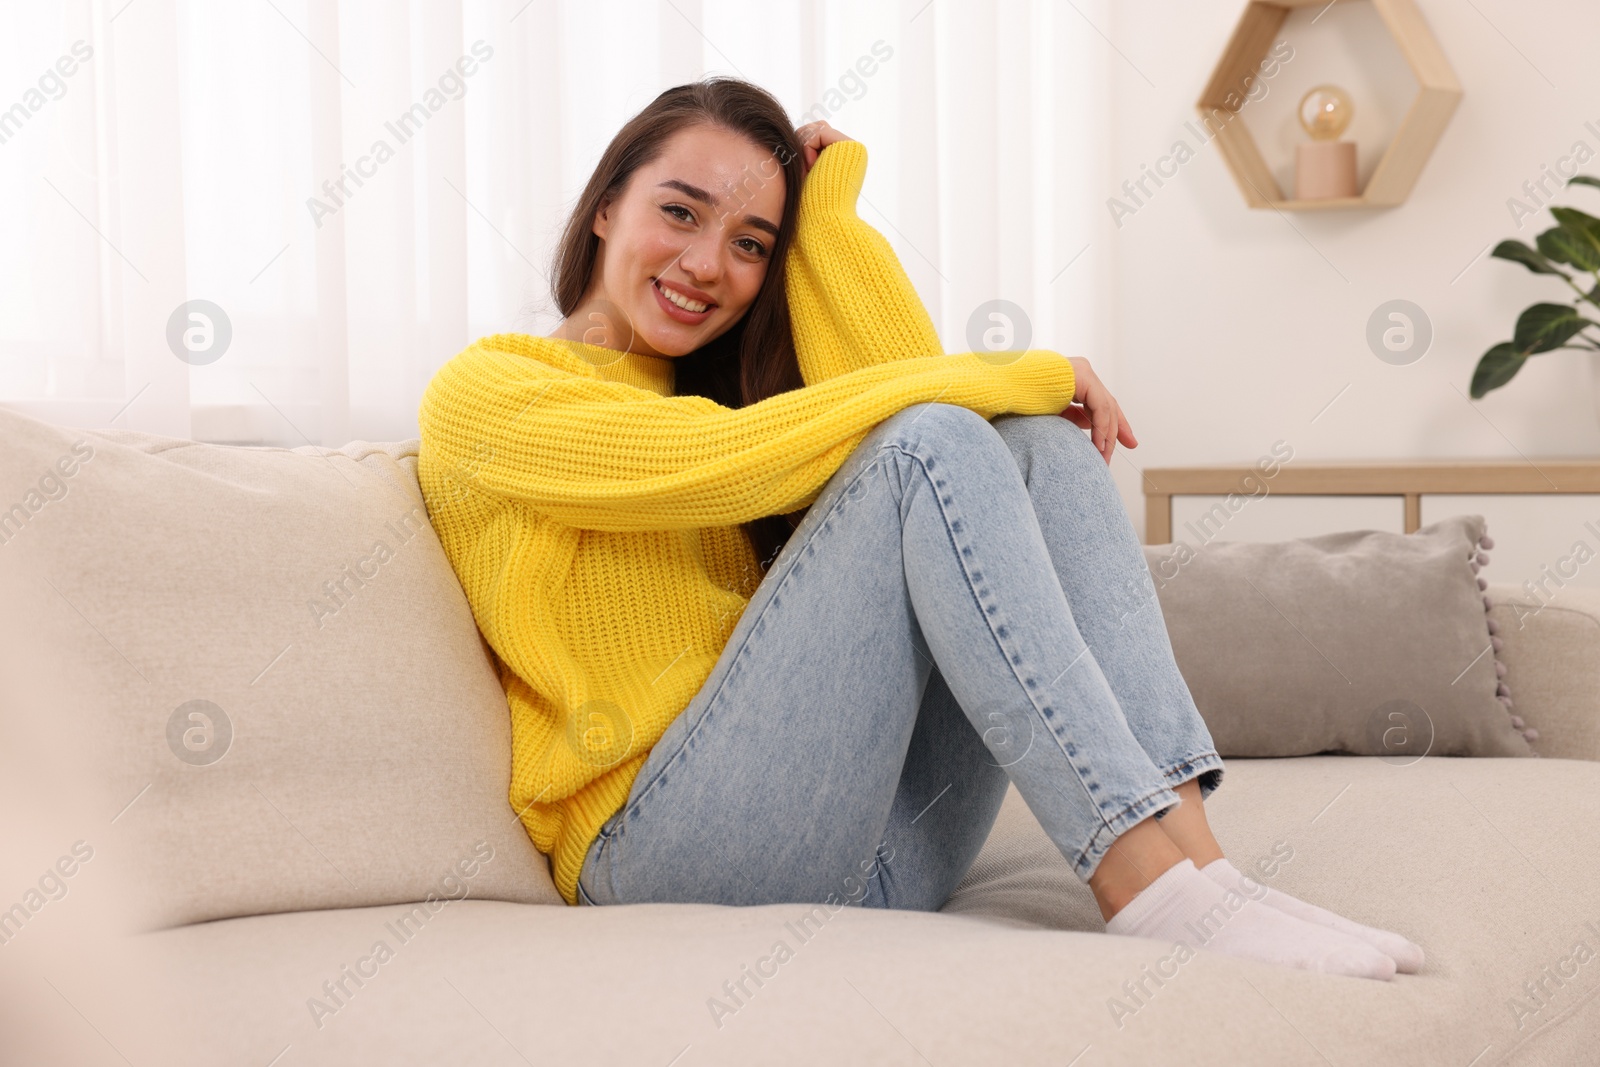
[417,77,1421,980]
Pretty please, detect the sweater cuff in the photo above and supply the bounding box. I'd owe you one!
[798,139,868,219]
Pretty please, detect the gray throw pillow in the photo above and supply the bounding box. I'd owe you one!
[1141,515,1533,760]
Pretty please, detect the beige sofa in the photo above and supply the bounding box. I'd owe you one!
[2,411,1598,1066]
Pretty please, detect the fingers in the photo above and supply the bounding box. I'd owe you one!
[1060,406,1091,429]
[797,122,828,176]
[1062,389,1113,463]
[1060,356,1135,462]
[796,120,852,157]
[1081,382,1108,460]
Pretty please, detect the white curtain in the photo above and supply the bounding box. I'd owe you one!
[1,0,1111,446]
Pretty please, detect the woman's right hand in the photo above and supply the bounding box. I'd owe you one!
[795,120,854,178]
[1060,356,1137,465]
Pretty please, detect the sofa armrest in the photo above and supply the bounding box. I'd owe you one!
[1487,583,1600,762]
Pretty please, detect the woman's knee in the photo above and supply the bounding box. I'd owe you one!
[991,412,1097,462]
[990,412,1112,488]
[874,402,1002,456]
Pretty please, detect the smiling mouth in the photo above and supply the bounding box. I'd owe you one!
[651,277,715,320]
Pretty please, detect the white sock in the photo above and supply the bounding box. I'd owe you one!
[1200,857,1424,974]
[1104,858,1396,980]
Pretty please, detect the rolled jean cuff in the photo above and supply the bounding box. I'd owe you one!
[1076,782,1182,881]
[1158,751,1225,806]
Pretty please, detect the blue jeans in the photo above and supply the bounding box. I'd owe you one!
[576,403,1223,910]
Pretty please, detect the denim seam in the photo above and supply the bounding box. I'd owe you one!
[881,439,1119,844]
[1160,750,1224,784]
[579,822,612,905]
[610,452,890,825]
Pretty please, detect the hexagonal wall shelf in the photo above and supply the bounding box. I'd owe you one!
[1198,0,1462,210]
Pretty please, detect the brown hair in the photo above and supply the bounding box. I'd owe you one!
[549,77,807,574]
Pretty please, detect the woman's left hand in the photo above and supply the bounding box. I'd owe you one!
[1061,357,1137,465]
[795,120,854,178]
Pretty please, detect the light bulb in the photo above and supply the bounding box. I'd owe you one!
[1298,84,1353,141]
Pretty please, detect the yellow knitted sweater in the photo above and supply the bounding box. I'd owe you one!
[417,140,1076,906]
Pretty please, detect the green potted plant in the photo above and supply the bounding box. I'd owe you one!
[1472,175,1600,397]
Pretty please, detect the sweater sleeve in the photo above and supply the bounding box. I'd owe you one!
[785,140,949,384]
[418,338,1076,533]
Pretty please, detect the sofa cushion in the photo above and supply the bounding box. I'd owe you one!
[1487,584,1600,762]
[0,408,562,930]
[1143,516,1532,759]
[93,755,1600,1065]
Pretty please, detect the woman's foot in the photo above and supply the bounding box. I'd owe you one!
[1199,857,1424,974]
[1104,858,1397,980]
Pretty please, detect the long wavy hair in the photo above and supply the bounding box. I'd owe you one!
[548,77,808,573]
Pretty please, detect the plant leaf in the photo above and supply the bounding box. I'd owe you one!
[1513,302,1596,353]
[1491,238,1567,275]
[1470,342,1526,398]
[1536,225,1600,271]
[1568,175,1600,192]
[1551,206,1600,266]
[1552,204,1600,236]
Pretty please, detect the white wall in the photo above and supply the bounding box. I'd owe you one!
[1103,0,1600,539]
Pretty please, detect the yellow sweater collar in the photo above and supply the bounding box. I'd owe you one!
[481,333,677,397]
[584,343,676,397]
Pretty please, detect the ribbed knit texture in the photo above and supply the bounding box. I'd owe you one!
[416,140,1077,906]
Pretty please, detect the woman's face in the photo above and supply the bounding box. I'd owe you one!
[579,123,788,359]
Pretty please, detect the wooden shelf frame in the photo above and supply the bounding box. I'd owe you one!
[1142,460,1600,544]
[1198,0,1462,211]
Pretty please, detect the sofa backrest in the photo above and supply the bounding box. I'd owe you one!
[0,408,562,932]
